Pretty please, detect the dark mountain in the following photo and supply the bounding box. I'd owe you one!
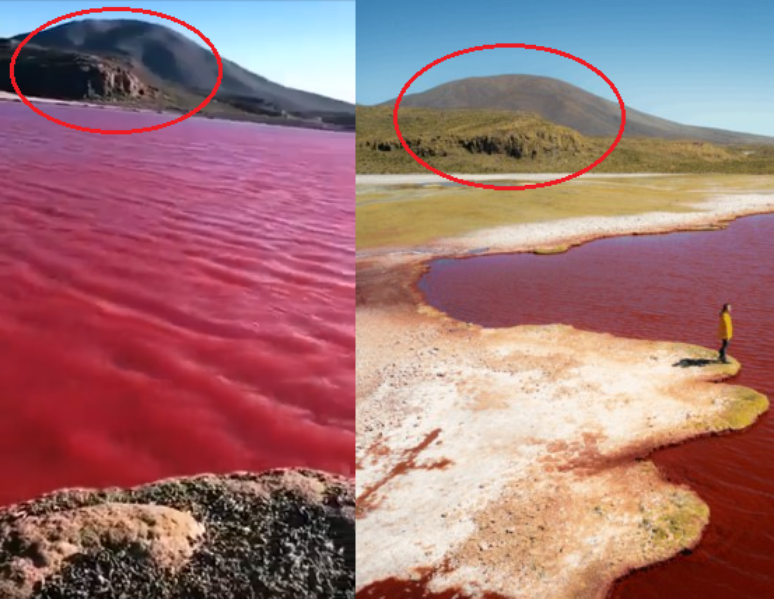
[4,18,353,128]
[385,75,774,145]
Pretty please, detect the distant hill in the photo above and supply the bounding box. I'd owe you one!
[1,19,354,129]
[385,75,774,145]
[358,105,590,172]
[356,104,774,174]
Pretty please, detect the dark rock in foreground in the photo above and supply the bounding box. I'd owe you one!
[0,469,353,599]
[0,43,157,102]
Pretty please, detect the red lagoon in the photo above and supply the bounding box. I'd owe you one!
[418,214,774,598]
[0,101,354,506]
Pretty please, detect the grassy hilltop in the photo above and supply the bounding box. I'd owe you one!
[356,105,774,174]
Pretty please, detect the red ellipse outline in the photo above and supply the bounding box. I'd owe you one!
[9,6,223,135]
[393,44,626,191]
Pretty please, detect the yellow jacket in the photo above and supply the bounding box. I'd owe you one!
[718,312,733,340]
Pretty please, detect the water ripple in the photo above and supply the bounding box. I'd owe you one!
[0,101,354,505]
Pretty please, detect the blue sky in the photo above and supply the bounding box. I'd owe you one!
[1,0,355,103]
[358,0,774,136]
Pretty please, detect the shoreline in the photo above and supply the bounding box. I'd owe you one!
[355,189,773,597]
[0,90,168,114]
[0,91,353,132]
[356,172,677,187]
[357,189,774,261]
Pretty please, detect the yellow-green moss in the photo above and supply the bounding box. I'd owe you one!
[712,387,769,431]
[640,490,710,553]
[357,176,697,249]
[356,174,774,250]
[533,245,571,255]
[691,225,726,232]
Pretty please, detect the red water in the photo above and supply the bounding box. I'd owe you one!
[0,101,354,507]
[419,214,774,598]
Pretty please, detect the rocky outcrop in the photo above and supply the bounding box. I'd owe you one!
[359,128,585,160]
[85,62,154,98]
[0,46,157,101]
[455,130,584,158]
[361,138,449,158]
[0,468,353,599]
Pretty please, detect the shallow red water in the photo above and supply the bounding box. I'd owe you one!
[419,214,774,598]
[0,101,354,506]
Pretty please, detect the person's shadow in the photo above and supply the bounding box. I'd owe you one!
[672,358,721,368]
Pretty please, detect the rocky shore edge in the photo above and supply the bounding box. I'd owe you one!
[0,468,353,598]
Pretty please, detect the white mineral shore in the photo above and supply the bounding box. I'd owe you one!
[0,90,114,109]
[0,90,164,115]
[358,191,774,261]
[446,192,774,256]
[356,189,773,598]
[356,172,675,187]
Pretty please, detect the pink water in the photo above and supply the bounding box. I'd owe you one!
[419,214,774,598]
[0,101,354,506]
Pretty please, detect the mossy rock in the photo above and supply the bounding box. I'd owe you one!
[533,245,571,255]
[0,469,353,599]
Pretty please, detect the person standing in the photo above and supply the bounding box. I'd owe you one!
[718,303,733,363]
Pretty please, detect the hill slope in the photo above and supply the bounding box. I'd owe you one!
[386,75,774,145]
[3,19,353,128]
[356,105,774,174]
[358,105,591,172]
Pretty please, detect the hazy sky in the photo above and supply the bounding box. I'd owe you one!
[358,0,774,136]
[1,0,355,103]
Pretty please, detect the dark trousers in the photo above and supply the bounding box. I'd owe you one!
[719,339,730,362]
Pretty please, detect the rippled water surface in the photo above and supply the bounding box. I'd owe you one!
[0,102,354,506]
[420,213,774,598]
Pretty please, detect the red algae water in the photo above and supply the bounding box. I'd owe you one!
[0,101,353,506]
[419,214,774,598]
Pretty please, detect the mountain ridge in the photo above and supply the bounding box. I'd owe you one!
[2,18,354,129]
[380,75,774,145]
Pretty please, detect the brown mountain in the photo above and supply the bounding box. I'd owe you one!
[385,74,774,145]
[2,19,353,128]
